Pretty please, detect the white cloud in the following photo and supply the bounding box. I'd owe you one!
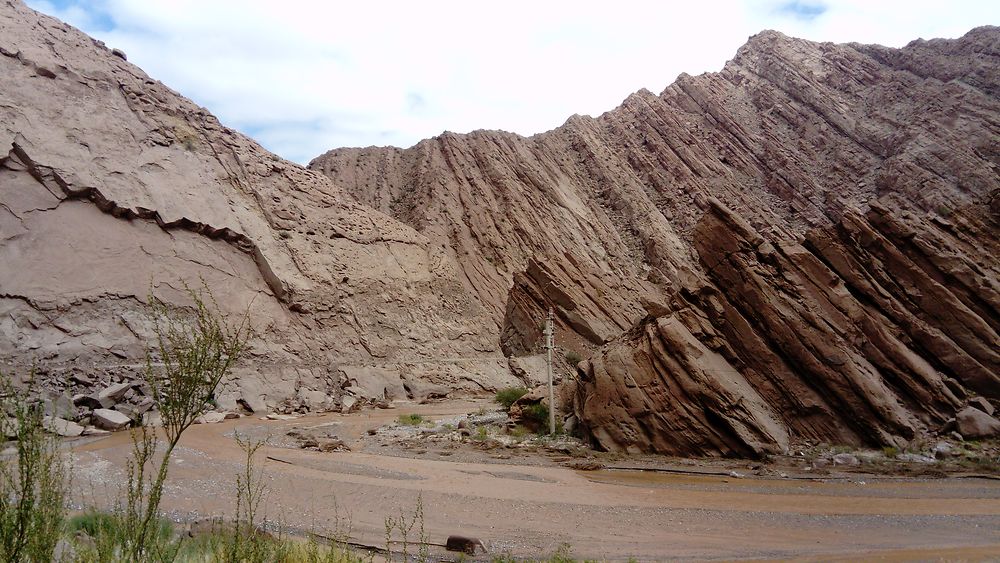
[25,0,1000,164]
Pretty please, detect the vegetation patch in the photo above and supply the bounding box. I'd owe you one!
[495,387,528,411]
[397,413,424,426]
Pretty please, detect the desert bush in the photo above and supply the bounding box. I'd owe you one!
[119,284,251,560]
[383,494,428,563]
[522,403,549,426]
[0,374,69,563]
[218,431,278,563]
[398,414,424,426]
[494,387,528,411]
[564,351,583,365]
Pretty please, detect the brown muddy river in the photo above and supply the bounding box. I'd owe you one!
[69,400,1000,561]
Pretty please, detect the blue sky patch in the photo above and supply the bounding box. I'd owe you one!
[28,0,116,32]
[778,1,828,21]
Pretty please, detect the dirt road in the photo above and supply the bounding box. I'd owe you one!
[70,401,1000,561]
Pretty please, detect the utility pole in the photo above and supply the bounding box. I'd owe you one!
[544,308,555,435]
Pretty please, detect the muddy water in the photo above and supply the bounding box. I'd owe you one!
[69,401,1000,561]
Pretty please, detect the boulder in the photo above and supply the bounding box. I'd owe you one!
[42,416,85,437]
[956,407,1000,439]
[445,535,486,555]
[92,408,131,431]
[403,380,449,402]
[73,394,114,410]
[43,391,77,420]
[932,441,956,459]
[340,396,358,414]
[114,404,137,420]
[133,397,155,415]
[200,412,226,424]
[98,382,134,402]
[969,397,995,417]
[70,373,93,386]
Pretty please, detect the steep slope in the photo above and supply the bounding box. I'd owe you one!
[0,0,516,412]
[314,28,1000,453]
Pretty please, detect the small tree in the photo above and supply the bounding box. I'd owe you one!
[0,373,69,562]
[121,284,251,560]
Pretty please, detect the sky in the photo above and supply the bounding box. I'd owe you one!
[26,0,1000,165]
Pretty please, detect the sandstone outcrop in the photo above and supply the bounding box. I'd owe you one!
[315,27,1000,455]
[575,199,997,456]
[0,0,520,411]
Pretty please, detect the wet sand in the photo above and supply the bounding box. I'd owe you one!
[70,401,1000,561]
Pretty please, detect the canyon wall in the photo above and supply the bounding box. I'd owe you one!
[314,27,1000,452]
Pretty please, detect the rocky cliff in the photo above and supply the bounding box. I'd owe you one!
[313,27,1000,454]
[3,0,997,453]
[0,0,518,413]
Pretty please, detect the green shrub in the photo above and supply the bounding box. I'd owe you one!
[564,351,583,365]
[67,511,120,538]
[882,446,899,458]
[522,403,549,425]
[494,387,529,411]
[0,374,69,563]
[119,284,251,560]
[398,414,424,426]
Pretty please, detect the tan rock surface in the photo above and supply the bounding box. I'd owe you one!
[0,0,512,409]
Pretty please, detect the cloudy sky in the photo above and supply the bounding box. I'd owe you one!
[26,0,1000,164]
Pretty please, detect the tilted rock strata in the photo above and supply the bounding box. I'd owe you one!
[312,27,1000,356]
[574,200,998,456]
[314,26,1000,453]
[0,0,516,411]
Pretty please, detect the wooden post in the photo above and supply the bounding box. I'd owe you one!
[545,308,555,435]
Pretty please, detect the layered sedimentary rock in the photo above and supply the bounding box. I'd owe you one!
[315,27,1000,453]
[575,199,997,456]
[0,0,515,411]
[4,0,998,452]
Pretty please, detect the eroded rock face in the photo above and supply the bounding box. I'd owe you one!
[0,1,515,409]
[312,27,1000,353]
[574,200,997,456]
[4,0,998,454]
[315,27,1000,454]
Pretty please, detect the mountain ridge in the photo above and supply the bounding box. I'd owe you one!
[2,0,997,453]
[312,25,1000,454]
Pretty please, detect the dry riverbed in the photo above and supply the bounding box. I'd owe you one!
[67,399,1000,561]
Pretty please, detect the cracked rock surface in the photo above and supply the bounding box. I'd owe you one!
[0,0,515,412]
